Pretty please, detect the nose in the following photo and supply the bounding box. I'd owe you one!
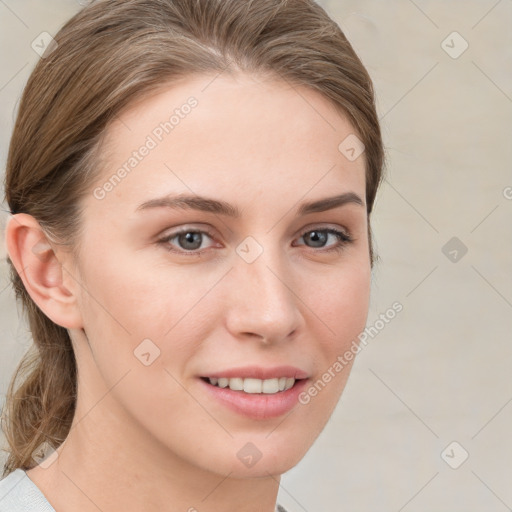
[224,245,304,345]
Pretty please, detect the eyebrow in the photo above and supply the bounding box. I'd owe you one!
[136,191,364,217]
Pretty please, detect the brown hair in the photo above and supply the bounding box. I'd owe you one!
[1,0,384,476]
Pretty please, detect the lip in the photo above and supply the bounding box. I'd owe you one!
[201,365,309,380]
[199,367,310,420]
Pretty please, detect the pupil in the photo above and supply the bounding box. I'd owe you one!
[180,232,202,250]
[307,230,326,247]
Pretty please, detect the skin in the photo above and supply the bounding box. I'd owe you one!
[7,72,370,512]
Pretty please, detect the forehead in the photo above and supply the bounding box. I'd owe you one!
[91,72,366,215]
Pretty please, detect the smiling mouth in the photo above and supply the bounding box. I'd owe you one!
[201,376,301,394]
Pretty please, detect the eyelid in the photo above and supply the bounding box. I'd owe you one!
[159,224,216,238]
[297,223,351,238]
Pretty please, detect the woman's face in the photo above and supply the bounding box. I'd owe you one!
[69,72,370,476]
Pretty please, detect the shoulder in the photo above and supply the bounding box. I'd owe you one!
[0,469,55,512]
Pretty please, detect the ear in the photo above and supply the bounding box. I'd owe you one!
[5,213,83,329]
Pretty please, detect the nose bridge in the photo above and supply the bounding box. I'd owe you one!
[225,238,301,342]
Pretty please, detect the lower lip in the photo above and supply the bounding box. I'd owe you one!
[199,378,309,420]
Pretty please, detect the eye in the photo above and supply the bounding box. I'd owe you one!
[157,225,353,256]
[294,227,353,253]
[158,228,217,255]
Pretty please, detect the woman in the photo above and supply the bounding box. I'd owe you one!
[0,0,384,510]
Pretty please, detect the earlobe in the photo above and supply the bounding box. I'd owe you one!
[5,213,83,329]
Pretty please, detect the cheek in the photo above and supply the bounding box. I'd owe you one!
[296,262,371,410]
[306,261,371,349]
[75,247,223,371]
[77,236,371,374]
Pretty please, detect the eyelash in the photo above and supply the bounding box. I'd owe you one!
[157,226,354,256]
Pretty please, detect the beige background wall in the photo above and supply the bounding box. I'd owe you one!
[1,1,511,510]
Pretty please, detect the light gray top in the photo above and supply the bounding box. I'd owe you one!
[0,469,55,511]
[0,468,288,511]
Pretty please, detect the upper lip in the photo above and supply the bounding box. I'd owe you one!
[201,365,309,380]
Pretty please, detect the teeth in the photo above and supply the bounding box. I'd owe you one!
[244,378,262,393]
[207,377,296,393]
[229,377,244,391]
[262,378,279,394]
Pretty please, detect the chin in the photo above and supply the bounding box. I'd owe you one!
[206,432,316,478]
[211,453,305,479]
